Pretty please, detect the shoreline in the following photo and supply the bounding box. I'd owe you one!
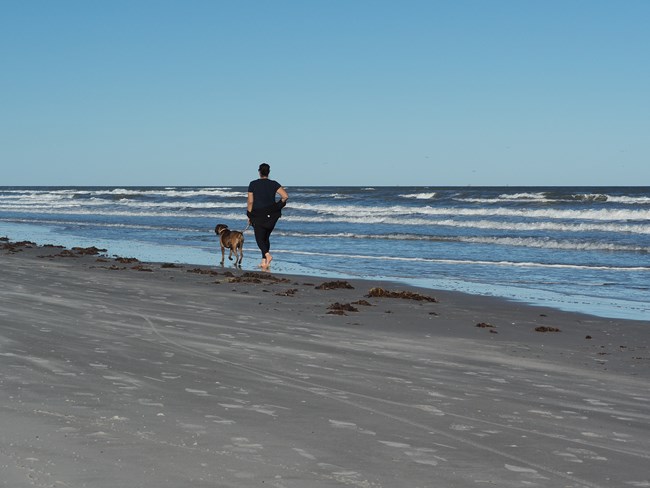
[4,235,647,326]
[1,239,649,487]
[2,237,648,332]
[2,224,648,321]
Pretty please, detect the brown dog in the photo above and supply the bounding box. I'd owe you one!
[214,224,244,267]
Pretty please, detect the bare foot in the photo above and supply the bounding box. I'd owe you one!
[264,253,273,267]
[259,259,267,269]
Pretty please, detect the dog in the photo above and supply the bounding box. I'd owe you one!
[214,224,244,267]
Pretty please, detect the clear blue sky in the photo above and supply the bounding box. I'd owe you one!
[1,0,648,186]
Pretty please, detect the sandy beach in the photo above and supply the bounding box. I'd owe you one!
[1,239,648,488]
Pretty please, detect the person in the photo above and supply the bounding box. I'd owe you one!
[247,162,288,269]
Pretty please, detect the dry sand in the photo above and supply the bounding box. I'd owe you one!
[1,240,648,487]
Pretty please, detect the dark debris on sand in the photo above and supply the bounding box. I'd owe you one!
[276,288,298,297]
[131,265,154,272]
[476,322,499,333]
[2,240,37,252]
[366,287,437,302]
[187,268,220,276]
[476,322,495,328]
[49,249,80,258]
[328,302,359,313]
[316,280,355,290]
[242,272,291,283]
[229,277,263,284]
[535,326,561,333]
[327,310,348,316]
[229,272,291,284]
[115,257,140,264]
[53,247,103,258]
[72,246,107,255]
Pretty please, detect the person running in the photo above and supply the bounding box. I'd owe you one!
[246,162,289,269]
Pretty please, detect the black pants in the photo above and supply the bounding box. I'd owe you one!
[252,216,279,258]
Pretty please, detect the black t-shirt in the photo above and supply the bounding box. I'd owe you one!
[248,178,281,210]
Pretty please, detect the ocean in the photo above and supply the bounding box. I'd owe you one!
[1,186,648,321]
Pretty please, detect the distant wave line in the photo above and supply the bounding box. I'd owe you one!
[3,188,649,206]
[0,187,245,199]
[287,202,650,222]
[2,209,649,234]
[455,193,650,205]
[9,199,641,222]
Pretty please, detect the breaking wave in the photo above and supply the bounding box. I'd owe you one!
[400,192,437,199]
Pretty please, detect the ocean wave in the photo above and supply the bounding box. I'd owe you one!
[286,202,650,222]
[0,199,108,209]
[400,192,437,199]
[570,193,609,202]
[92,188,246,200]
[276,231,650,253]
[457,192,650,205]
[456,192,550,203]
[0,217,206,234]
[606,195,650,205]
[6,216,646,253]
[0,208,248,221]
[113,200,244,210]
[3,205,650,234]
[281,215,650,234]
[0,187,245,202]
[0,198,245,211]
[4,189,649,222]
[0,192,83,203]
[272,249,650,272]
[500,192,548,200]
[457,236,650,252]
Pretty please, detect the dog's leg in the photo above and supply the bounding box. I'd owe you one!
[233,242,241,267]
[228,247,234,261]
[220,243,225,265]
[238,241,243,267]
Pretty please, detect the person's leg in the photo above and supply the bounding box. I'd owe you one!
[259,218,278,268]
[253,224,270,265]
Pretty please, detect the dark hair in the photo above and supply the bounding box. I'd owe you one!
[258,163,270,177]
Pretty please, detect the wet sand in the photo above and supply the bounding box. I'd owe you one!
[1,240,649,487]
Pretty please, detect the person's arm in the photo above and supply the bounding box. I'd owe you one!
[277,186,288,203]
[247,192,254,220]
